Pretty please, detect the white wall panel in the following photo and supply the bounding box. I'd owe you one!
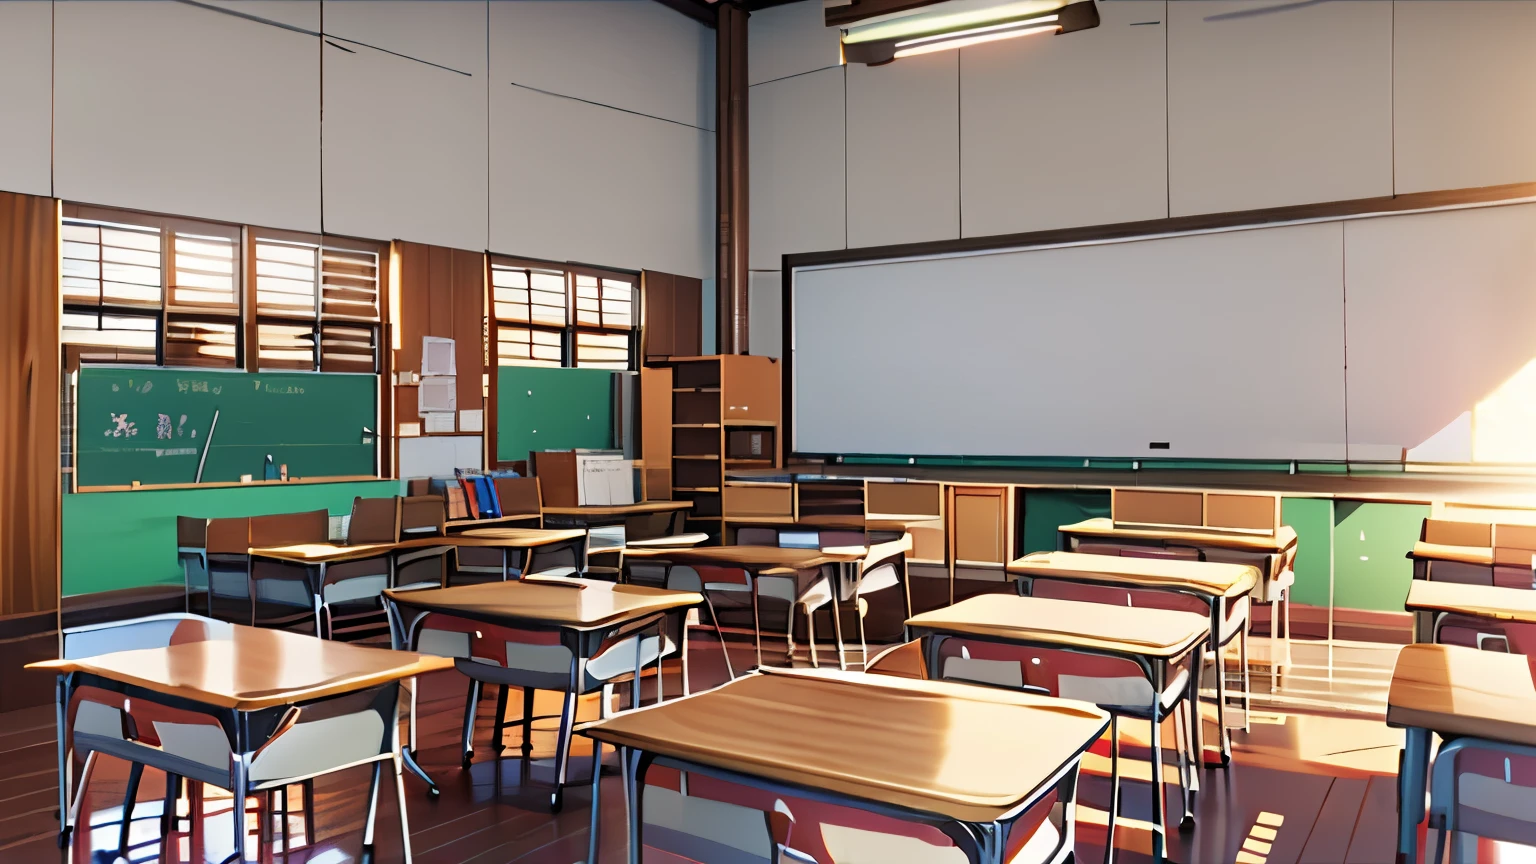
[55,0,321,230]
[749,65,845,269]
[793,222,1347,460]
[1394,1,1536,194]
[960,0,1166,237]
[845,51,959,248]
[0,1,52,197]
[489,83,712,278]
[748,0,841,86]
[322,1,488,250]
[1167,0,1391,216]
[749,271,782,358]
[1344,204,1536,461]
[491,0,713,130]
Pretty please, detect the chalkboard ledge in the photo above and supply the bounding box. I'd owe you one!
[77,474,385,493]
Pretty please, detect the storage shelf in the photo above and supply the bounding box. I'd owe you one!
[673,387,720,393]
[673,423,721,428]
[674,454,720,460]
[722,420,777,427]
[674,486,721,492]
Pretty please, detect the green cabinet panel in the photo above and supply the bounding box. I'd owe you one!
[1281,497,1334,608]
[63,480,400,596]
[496,366,614,462]
[1332,501,1430,613]
[1019,489,1112,556]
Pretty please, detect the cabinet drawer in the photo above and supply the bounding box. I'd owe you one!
[723,483,793,519]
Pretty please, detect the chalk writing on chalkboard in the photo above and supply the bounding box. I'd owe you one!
[105,413,138,437]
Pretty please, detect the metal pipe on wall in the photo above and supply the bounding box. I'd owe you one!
[715,1,749,354]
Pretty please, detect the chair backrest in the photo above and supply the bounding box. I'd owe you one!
[1424,518,1492,547]
[1432,738,1536,848]
[176,516,208,549]
[400,495,447,536]
[348,496,400,545]
[205,517,252,555]
[63,613,230,660]
[250,510,329,547]
[493,477,542,517]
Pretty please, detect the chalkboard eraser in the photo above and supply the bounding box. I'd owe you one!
[131,480,140,489]
[240,474,253,483]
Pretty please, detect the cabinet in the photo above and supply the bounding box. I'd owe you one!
[642,270,702,363]
[664,355,782,536]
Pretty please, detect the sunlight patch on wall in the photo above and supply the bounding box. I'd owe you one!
[1474,357,1536,463]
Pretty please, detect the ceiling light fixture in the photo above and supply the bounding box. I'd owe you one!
[837,0,1099,66]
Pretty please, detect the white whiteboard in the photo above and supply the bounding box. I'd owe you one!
[793,222,1349,460]
[1344,203,1536,461]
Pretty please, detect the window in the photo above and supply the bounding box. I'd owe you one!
[252,232,382,373]
[61,208,240,368]
[489,257,636,371]
[59,205,383,373]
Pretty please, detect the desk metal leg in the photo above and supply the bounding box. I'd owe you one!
[1104,714,1120,864]
[225,757,248,864]
[401,746,437,796]
[551,659,583,812]
[1174,699,1195,829]
[1150,669,1167,863]
[1398,726,1431,864]
[55,677,71,847]
[461,679,483,768]
[588,740,604,864]
[394,754,414,864]
[362,759,383,849]
[625,749,643,864]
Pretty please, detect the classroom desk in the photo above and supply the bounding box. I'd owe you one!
[1388,643,1536,864]
[1008,550,1258,766]
[382,579,703,810]
[453,527,591,579]
[907,594,1207,855]
[540,500,693,527]
[582,666,1109,864]
[622,544,868,667]
[1404,579,1536,646]
[32,626,450,859]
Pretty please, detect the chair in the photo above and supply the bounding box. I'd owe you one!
[492,476,543,525]
[1428,737,1536,862]
[248,510,330,632]
[767,531,912,671]
[177,516,209,615]
[312,497,398,640]
[932,636,1198,862]
[204,517,252,623]
[395,496,451,590]
[393,592,676,811]
[59,615,409,863]
[1433,613,1536,655]
[665,563,744,678]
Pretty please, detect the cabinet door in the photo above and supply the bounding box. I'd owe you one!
[952,487,1007,565]
[643,271,675,361]
[673,275,702,357]
[722,355,781,424]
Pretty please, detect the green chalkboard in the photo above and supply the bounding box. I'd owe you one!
[496,366,614,461]
[77,367,377,486]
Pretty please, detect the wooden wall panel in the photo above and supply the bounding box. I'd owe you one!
[0,191,60,618]
[392,241,486,449]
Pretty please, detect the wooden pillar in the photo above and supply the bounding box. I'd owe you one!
[715,1,749,354]
[0,191,60,620]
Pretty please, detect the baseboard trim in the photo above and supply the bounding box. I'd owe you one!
[1279,602,1413,645]
[61,585,186,630]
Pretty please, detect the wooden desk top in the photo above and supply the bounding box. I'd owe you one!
[620,544,866,570]
[1405,580,1536,624]
[249,542,405,564]
[624,533,711,548]
[542,501,692,518]
[444,513,543,531]
[454,527,587,546]
[30,626,450,711]
[1386,643,1536,747]
[1059,518,1297,553]
[1007,551,1259,599]
[908,595,1208,659]
[383,579,702,630]
[582,667,1109,824]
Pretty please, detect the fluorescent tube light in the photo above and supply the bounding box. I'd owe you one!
[841,0,1097,65]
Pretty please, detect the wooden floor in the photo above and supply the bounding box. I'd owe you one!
[2,632,1531,864]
